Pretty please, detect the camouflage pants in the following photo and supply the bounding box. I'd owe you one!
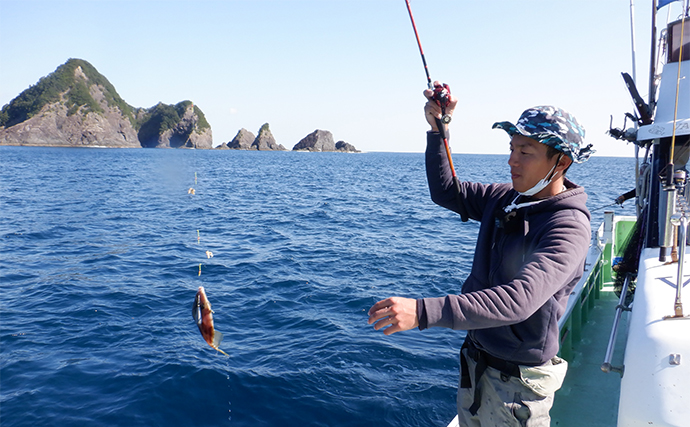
[456,348,555,427]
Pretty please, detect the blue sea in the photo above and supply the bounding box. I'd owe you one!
[0,146,636,426]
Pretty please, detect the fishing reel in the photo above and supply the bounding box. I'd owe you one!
[432,82,452,124]
[674,170,688,194]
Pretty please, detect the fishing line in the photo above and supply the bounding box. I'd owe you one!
[590,202,623,213]
[669,1,688,163]
[404,0,469,221]
[186,170,233,421]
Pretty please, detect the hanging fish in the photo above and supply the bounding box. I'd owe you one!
[192,286,228,356]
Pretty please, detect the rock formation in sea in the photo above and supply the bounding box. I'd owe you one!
[292,130,336,152]
[335,140,360,153]
[292,130,359,152]
[291,130,360,152]
[0,58,212,148]
[137,101,212,149]
[219,124,286,151]
[252,123,285,151]
[222,128,255,150]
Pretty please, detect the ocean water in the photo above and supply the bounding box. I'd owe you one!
[0,146,636,426]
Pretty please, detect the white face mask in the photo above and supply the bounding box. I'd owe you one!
[518,154,562,197]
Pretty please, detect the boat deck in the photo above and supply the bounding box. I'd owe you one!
[551,285,629,427]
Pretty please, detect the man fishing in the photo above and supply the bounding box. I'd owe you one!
[368,86,593,427]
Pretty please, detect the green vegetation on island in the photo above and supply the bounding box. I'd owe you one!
[0,58,135,128]
[137,101,211,146]
[0,58,213,149]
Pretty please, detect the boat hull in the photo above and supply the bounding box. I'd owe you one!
[618,247,690,427]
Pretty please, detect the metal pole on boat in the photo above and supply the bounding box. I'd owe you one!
[629,0,642,216]
[602,274,631,376]
[630,0,638,83]
[669,209,688,318]
[649,0,658,110]
[675,213,685,317]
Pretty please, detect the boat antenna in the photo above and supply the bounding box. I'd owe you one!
[630,0,639,84]
[649,0,659,113]
[629,1,642,214]
[404,0,468,221]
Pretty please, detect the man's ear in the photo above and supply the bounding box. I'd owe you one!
[556,155,572,173]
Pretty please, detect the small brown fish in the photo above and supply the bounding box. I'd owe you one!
[192,286,228,356]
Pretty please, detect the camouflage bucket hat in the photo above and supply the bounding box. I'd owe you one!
[492,106,594,163]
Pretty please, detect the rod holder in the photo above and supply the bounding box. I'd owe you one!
[666,208,690,320]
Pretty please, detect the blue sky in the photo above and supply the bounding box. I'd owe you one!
[0,0,685,155]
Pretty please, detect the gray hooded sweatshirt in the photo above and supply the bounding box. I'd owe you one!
[418,132,591,365]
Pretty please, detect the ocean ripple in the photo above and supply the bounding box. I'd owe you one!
[0,147,635,426]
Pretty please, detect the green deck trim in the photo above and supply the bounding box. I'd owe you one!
[552,218,636,426]
[602,242,614,285]
[614,220,637,257]
[551,286,629,427]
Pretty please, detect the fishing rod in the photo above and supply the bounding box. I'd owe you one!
[590,202,623,213]
[404,0,468,221]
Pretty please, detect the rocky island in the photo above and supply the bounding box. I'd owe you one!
[292,129,359,152]
[1,58,359,152]
[0,59,212,148]
[217,126,359,152]
[217,123,286,151]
